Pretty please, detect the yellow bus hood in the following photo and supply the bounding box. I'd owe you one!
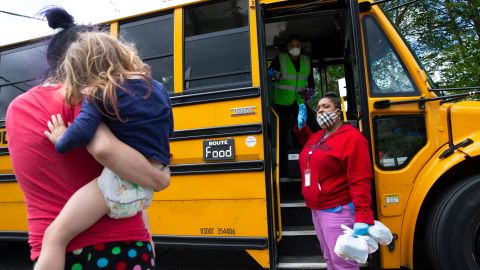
[450,100,480,143]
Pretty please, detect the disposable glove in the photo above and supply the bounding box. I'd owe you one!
[267,68,280,81]
[297,104,307,129]
[353,222,369,238]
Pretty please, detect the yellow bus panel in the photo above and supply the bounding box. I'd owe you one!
[172,98,262,130]
[0,202,28,231]
[147,198,268,237]
[155,171,266,201]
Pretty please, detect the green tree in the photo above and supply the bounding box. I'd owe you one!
[381,0,480,90]
[310,65,345,108]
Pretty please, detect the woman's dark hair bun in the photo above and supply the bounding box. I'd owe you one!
[324,92,339,99]
[323,92,342,111]
[41,7,75,30]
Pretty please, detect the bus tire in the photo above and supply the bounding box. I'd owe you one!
[426,174,480,270]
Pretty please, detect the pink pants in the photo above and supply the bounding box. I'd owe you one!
[311,205,359,270]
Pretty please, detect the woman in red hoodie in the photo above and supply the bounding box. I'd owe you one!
[295,92,374,270]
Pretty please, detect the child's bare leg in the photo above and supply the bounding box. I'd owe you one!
[141,210,156,257]
[34,178,108,270]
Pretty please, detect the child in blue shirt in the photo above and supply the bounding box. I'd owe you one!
[55,78,173,166]
[55,78,172,219]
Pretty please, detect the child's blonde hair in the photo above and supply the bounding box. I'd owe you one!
[59,31,151,120]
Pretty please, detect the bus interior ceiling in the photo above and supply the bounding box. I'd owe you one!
[263,3,359,122]
[264,11,345,65]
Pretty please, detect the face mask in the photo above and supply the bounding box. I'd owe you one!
[289,47,301,57]
[317,110,339,129]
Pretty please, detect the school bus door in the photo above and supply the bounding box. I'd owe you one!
[359,5,440,269]
[258,0,382,269]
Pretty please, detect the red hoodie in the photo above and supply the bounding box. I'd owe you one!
[294,124,374,224]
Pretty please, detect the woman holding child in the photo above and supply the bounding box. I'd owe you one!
[7,7,172,269]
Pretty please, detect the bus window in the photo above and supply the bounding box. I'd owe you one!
[311,64,346,104]
[184,0,251,91]
[363,15,419,97]
[373,114,427,169]
[0,42,47,121]
[120,14,174,93]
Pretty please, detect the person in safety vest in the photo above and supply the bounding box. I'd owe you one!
[268,34,319,177]
[268,35,315,106]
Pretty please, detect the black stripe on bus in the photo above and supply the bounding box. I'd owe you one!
[0,232,269,250]
[0,231,28,241]
[171,124,262,141]
[169,160,264,175]
[0,147,9,156]
[0,174,16,182]
[0,162,264,181]
[152,235,268,250]
[170,87,260,107]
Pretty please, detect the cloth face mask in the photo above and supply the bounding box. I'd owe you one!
[289,48,301,57]
[317,110,339,129]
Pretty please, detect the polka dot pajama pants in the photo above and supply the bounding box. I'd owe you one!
[64,241,155,270]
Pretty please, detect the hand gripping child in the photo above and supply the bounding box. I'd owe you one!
[34,31,173,270]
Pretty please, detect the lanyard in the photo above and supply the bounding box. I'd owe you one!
[306,133,326,170]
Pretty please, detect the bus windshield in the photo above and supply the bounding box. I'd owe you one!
[377,0,480,93]
[378,3,438,90]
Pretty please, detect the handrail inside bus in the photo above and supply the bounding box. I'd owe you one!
[271,108,282,242]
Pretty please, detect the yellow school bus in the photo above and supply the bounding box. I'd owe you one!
[1,0,480,269]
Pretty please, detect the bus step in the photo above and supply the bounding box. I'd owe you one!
[277,256,327,269]
[280,200,306,208]
[280,177,302,183]
[280,180,303,201]
[280,202,312,227]
[282,225,316,236]
[278,234,321,257]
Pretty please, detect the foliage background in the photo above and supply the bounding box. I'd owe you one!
[382,0,480,88]
[311,0,480,106]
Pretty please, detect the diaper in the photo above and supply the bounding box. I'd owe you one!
[98,167,153,219]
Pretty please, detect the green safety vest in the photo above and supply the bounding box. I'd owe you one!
[274,52,311,105]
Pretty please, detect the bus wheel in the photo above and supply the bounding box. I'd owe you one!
[426,174,480,270]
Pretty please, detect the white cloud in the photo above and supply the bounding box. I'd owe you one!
[0,0,196,46]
